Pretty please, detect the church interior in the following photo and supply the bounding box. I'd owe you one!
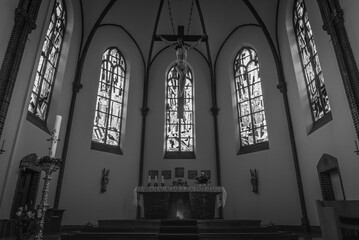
[1,0,359,239]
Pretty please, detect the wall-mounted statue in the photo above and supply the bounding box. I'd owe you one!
[101,168,110,193]
[250,169,259,194]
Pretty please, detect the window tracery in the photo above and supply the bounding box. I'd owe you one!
[92,47,126,153]
[294,0,331,123]
[28,0,66,121]
[234,47,268,150]
[164,65,195,158]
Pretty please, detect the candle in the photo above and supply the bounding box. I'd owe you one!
[155,175,158,183]
[148,175,151,183]
[49,115,62,158]
[161,175,164,184]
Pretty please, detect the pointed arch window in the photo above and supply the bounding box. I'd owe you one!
[91,47,127,155]
[164,65,195,159]
[27,0,66,130]
[234,47,269,154]
[294,0,332,130]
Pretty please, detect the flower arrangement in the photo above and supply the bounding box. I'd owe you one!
[15,205,44,240]
[172,178,188,186]
[195,172,210,185]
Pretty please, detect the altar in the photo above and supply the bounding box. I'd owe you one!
[134,186,226,219]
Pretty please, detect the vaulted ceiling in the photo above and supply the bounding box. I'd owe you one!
[78,0,280,67]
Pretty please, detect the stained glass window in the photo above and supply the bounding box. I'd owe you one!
[28,0,66,121]
[92,47,126,150]
[164,65,194,157]
[234,47,268,148]
[294,0,331,122]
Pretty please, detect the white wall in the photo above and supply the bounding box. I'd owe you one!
[216,26,302,225]
[278,0,359,226]
[144,45,216,186]
[59,26,143,225]
[0,0,81,218]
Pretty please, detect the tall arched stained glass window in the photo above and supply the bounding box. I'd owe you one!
[294,0,331,125]
[234,47,268,153]
[91,47,126,155]
[164,65,195,159]
[28,0,66,122]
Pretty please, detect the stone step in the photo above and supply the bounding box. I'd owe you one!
[161,219,197,226]
[160,225,198,233]
[61,231,157,240]
[199,232,298,239]
[159,233,199,240]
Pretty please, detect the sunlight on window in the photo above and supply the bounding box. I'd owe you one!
[28,0,66,121]
[92,48,126,147]
[234,47,268,147]
[294,0,331,122]
[165,66,194,153]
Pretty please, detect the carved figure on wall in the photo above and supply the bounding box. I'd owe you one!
[101,168,110,193]
[250,169,258,193]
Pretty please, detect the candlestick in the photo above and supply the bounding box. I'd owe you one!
[49,115,62,158]
[161,175,165,186]
[147,175,151,186]
[35,156,61,240]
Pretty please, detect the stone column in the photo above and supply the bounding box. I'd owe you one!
[316,0,359,140]
[0,0,43,139]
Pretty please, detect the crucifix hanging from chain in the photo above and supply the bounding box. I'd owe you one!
[156,25,207,119]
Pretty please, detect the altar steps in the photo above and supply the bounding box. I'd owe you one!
[159,219,199,240]
[60,219,299,240]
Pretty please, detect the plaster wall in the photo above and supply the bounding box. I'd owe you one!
[143,46,216,186]
[216,26,301,225]
[278,0,359,226]
[59,26,143,225]
[0,0,81,218]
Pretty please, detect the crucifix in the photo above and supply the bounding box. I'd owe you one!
[156,25,207,119]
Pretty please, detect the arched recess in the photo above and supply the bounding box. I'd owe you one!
[284,0,332,134]
[26,0,77,132]
[10,154,41,219]
[317,153,346,201]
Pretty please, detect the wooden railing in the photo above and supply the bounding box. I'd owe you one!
[316,200,359,240]
[0,219,15,238]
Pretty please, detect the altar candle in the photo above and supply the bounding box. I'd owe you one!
[155,175,158,183]
[161,175,164,184]
[49,115,62,158]
[148,175,151,183]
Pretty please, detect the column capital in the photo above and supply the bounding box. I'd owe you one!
[15,7,37,30]
[322,8,344,33]
[277,82,287,93]
[73,82,83,93]
[141,107,149,116]
[211,106,219,116]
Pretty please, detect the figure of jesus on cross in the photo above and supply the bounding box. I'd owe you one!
[156,26,207,119]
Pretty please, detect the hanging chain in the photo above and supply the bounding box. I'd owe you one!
[186,0,194,35]
[167,0,176,35]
